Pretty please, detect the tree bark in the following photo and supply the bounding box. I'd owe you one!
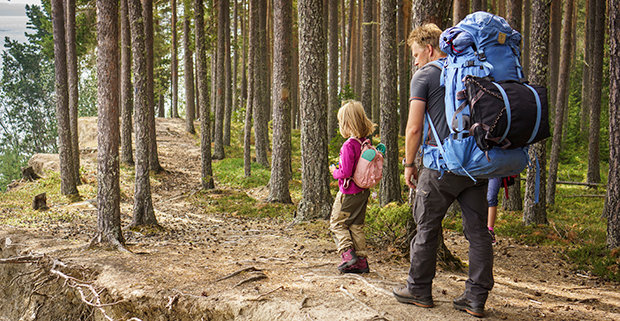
[93,0,126,250]
[129,0,158,227]
[506,0,522,31]
[253,0,270,166]
[523,0,549,226]
[195,0,215,189]
[453,0,469,25]
[65,0,80,185]
[171,0,179,118]
[267,0,293,204]
[233,0,239,115]
[587,0,606,184]
[143,0,163,173]
[372,0,379,131]
[345,0,355,88]
[581,0,595,134]
[548,0,561,108]
[398,0,411,136]
[411,0,447,29]
[241,0,248,112]
[297,0,333,220]
[546,0,574,206]
[606,0,620,248]
[361,0,373,118]
[224,0,233,147]
[245,0,257,177]
[379,0,400,205]
[471,0,483,12]
[327,0,339,141]
[120,0,134,165]
[51,0,78,196]
[522,0,531,78]
[184,0,195,134]
[213,0,227,159]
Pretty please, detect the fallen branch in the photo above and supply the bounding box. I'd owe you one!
[215,266,261,282]
[563,195,606,198]
[556,181,605,187]
[232,272,267,288]
[299,296,309,309]
[300,273,393,297]
[246,285,283,301]
[0,255,43,264]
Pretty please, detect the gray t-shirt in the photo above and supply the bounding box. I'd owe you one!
[409,62,448,145]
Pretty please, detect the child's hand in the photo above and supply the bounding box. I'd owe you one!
[329,164,337,174]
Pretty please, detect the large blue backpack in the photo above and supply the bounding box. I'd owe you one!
[422,12,536,189]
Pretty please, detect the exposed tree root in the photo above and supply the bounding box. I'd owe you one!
[246,285,283,301]
[232,271,268,288]
[214,266,262,282]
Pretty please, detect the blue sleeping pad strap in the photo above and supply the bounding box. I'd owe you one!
[524,83,542,144]
[426,112,476,182]
[491,82,512,145]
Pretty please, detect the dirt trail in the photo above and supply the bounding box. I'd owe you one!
[1,117,619,320]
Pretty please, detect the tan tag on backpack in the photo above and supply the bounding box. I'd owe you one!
[497,32,506,44]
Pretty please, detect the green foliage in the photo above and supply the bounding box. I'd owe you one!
[0,147,27,192]
[338,83,358,102]
[212,158,271,189]
[566,244,620,282]
[190,189,296,219]
[365,202,411,247]
[78,68,98,116]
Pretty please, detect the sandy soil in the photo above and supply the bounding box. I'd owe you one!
[2,117,619,320]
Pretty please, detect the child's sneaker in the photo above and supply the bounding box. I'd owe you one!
[337,249,359,272]
[341,257,370,274]
[488,228,496,245]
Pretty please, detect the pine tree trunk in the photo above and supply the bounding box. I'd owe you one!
[254,0,269,166]
[453,0,468,24]
[51,0,78,196]
[411,0,447,28]
[523,0,549,226]
[65,0,80,185]
[233,0,239,115]
[522,0,531,78]
[606,0,620,248]
[291,16,300,130]
[327,0,339,141]
[92,0,126,250]
[398,0,411,136]
[355,2,362,95]
[379,0,400,205]
[245,0,257,177]
[184,0,195,134]
[129,0,158,227]
[171,0,179,118]
[340,0,346,89]
[213,0,227,159]
[503,176,522,211]
[506,0,522,31]
[297,0,333,221]
[195,0,215,189]
[548,0,561,108]
[361,0,373,118]
[267,0,293,204]
[223,0,233,147]
[241,0,248,111]
[120,0,134,165]
[581,0,595,134]
[547,0,574,205]
[372,0,380,131]
[587,0,606,184]
[143,0,163,173]
[346,0,356,89]
[471,0,483,12]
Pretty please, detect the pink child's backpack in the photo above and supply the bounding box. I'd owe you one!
[345,137,384,189]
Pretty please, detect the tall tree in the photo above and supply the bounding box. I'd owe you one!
[345,0,356,87]
[65,0,80,185]
[327,0,339,140]
[522,0,531,77]
[120,0,134,165]
[340,0,346,89]
[223,0,233,146]
[297,0,333,220]
[523,0,549,226]
[245,0,257,177]
[213,0,227,159]
[471,0,484,12]
[171,0,179,118]
[587,0,606,184]
[51,0,78,196]
[240,0,248,113]
[411,0,446,28]
[548,0,561,108]
[606,0,620,248]
[144,0,163,173]
[184,0,195,134]
[253,0,270,166]
[398,0,411,136]
[196,0,215,189]
[581,0,596,134]
[361,0,373,117]
[379,0,400,205]
[233,0,239,115]
[129,0,158,226]
[546,0,574,205]
[372,0,379,129]
[453,0,469,24]
[92,0,126,249]
[267,0,293,204]
[506,0,522,30]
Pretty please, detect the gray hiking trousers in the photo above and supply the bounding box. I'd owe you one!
[407,168,494,304]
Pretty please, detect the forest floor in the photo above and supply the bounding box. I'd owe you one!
[1,117,620,320]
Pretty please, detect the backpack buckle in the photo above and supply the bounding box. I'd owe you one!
[478,52,487,61]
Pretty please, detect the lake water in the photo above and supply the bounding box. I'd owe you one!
[0,15,30,71]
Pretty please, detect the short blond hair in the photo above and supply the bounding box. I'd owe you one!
[407,23,443,53]
[337,100,376,138]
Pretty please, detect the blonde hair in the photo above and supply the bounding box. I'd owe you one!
[407,23,444,53]
[337,100,376,138]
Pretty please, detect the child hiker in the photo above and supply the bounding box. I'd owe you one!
[329,100,376,274]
